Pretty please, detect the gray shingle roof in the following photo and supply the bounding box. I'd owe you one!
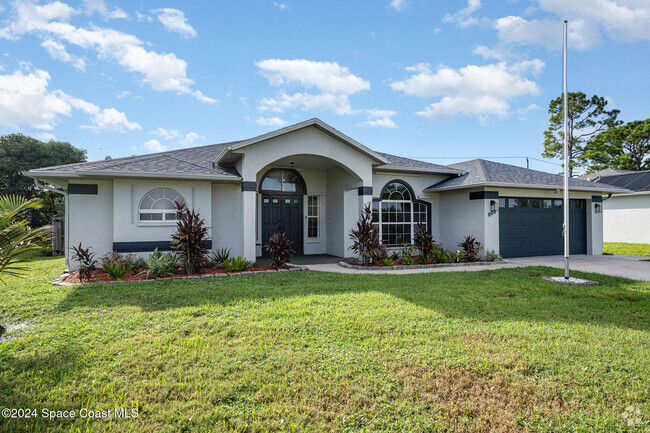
[375,152,461,172]
[425,159,627,192]
[594,171,650,192]
[579,168,635,182]
[29,142,242,178]
[28,133,460,178]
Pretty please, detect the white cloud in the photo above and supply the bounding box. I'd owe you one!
[1,1,215,104]
[179,132,200,146]
[34,132,56,141]
[254,116,287,127]
[273,2,289,11]
[151,127,179,140]
[391,61,542,122]
[443,0,482,28]
[41,38,86,71]
[82,0,128,19]
[359,109,398,128]
[492,1,650,50]
[136,12,152,22]
[472,44,517,61]
[152,8,196,38]
[0,67,139,132]
[388,0,408,12]
[256,59,369,115]
[494,16,602,50]
[83,108,141,133]
[144,138,166,152]
[116,90,130,98]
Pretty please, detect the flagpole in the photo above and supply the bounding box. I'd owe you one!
[563,20,570,280]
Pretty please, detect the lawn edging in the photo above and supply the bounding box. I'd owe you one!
[338,260,510,271]
[53,265,309,286]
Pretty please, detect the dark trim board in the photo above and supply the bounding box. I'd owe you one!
[469,191,499,200]
[358,186,373,196]
[591,195,603,203]
[68,184,98,195]
[113,240,213,253]
[241,181,257,192]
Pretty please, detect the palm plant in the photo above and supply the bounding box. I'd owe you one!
[0,195,52,279]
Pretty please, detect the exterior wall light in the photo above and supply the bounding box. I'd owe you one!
[595,203,602,214]
[488,200,498,216]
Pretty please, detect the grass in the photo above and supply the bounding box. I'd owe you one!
[603,242,650,257]
[1,257,649,433]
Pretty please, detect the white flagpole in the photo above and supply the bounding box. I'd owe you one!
[563,20,570,280]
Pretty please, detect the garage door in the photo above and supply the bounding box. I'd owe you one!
[499,198,586,258]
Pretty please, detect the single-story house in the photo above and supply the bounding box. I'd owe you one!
[582,169,650,244]
[25,118,627,269]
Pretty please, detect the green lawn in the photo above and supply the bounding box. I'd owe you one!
[1,258,649,433]
[603,242,650,257]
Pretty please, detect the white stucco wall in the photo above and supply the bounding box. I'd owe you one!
[437,190,486,252]
[68,180,113,270]
[603,193,650,244]
[325,166,359,258]
[212,182,243,257]
[113,179,212,245]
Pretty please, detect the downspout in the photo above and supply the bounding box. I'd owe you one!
[34,179,69,268]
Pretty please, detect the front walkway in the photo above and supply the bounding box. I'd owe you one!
[295,254,649,280]
[510,254,650,281]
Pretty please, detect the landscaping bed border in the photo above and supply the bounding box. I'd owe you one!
[338,260,510,271]
[53,265,308,286]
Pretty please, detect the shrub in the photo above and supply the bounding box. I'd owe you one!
[401,243,415,259]
[146,248,177,279]
[390,251,399,261]
[414,223,438,259]
[446,250,464,263]
[265,232,294,269]
[485,250,503,262]
[348,203,385,265]
[382,257,394,266]
[434,249,448,264]
[103,262,132,281]
[211,247,231,269]
[458,235,483,262]
[100,251,135,269]
[171,202,210,275]
[131,257,147,274]
[224,256,252,272]
[401,255,415,266]
[71,242,96,282]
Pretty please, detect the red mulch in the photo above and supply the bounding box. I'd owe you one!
[62,265,293,284]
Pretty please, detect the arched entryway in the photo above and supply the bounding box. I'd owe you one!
[259,168,306,254]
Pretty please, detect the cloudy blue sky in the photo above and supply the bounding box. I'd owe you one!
[1,0,648,173]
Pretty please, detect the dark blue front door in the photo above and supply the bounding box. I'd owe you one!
[261,194,303,254]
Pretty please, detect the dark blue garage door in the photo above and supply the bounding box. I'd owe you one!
[499,198,586,258]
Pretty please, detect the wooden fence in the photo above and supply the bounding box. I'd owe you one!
[52,217,65,256]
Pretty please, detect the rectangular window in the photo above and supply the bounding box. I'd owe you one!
[307,196,319,238]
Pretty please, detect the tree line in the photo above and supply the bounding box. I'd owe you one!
[542,92,649,177]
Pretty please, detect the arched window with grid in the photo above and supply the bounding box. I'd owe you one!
[372,181,429,245]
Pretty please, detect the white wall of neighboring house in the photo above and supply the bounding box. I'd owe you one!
[603,193,650,244]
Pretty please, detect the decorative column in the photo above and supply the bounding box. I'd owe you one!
[241,181,257,262]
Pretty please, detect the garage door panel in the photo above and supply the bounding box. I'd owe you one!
[499,198,586,258]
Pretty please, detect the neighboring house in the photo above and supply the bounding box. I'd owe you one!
[583,170,650,244]
[25,118,626,269]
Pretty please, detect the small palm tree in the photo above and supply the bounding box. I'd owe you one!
[0,195,52,279]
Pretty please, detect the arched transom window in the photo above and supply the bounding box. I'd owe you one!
[139,188,186,222]
[372,181,428,245]
[260,169,305,194]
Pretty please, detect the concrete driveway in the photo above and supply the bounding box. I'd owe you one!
[511,255,650,281]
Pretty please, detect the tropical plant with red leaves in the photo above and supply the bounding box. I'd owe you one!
[171,201,210,275]
[265,232,294,269]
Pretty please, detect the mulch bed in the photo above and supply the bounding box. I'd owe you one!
[61,265,295,284]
